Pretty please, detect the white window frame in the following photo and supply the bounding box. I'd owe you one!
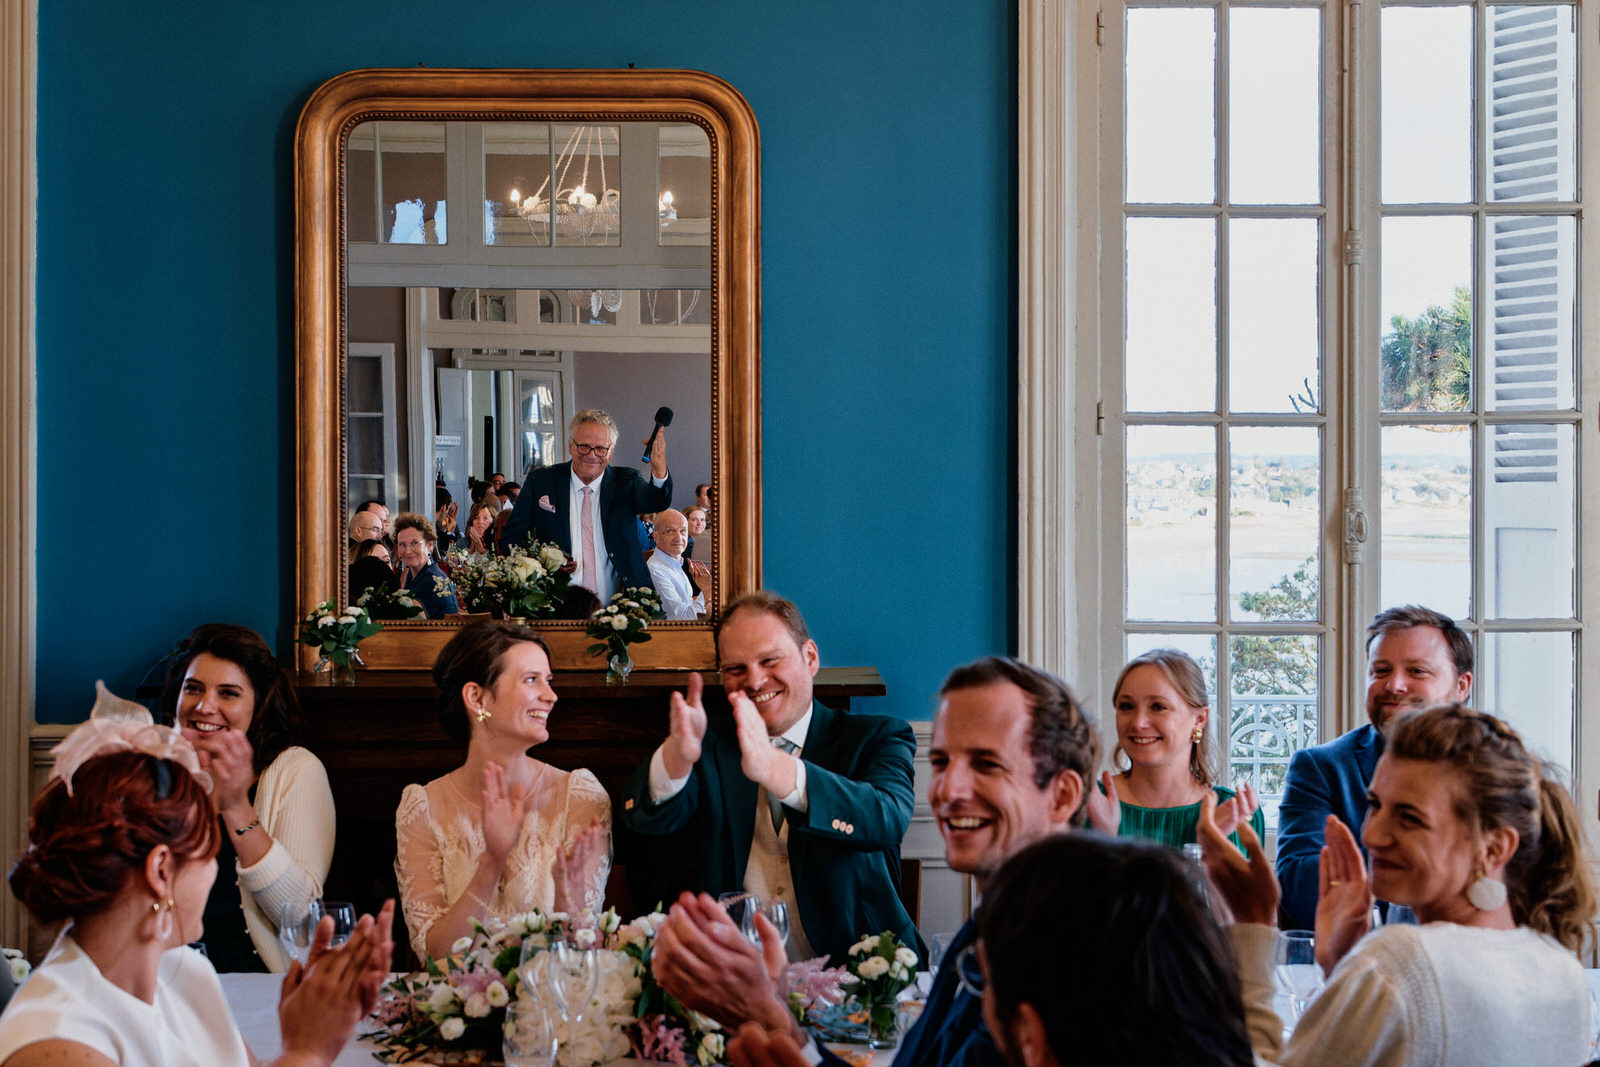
[1020,0,1600,851]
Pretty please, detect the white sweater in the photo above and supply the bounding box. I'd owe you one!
[234,746,336,972]
[1231,922,1591,1067]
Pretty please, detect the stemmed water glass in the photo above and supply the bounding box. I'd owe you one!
[503,999,558,1067]
[310,899,356,947]
[277,900,317,964]
[547,939,599,1067]
[1274,930,1322,1022]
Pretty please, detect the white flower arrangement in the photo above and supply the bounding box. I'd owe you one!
[296,599,380,668]
[444,540,573,618]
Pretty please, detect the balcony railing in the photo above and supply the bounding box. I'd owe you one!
[1228,694,1319,829]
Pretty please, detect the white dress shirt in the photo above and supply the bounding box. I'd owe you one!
[567,467,668,604]
[646,550,705,620]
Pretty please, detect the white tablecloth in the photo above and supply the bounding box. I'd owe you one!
[218,973,894,1066]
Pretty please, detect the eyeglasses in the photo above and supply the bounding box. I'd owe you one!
[572,443,612,457]
[396,539,427,551]
[954,943,985,999]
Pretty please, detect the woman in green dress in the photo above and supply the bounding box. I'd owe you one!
[1087,648,1266,853]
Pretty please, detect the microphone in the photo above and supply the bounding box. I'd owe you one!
[642,406,674,463]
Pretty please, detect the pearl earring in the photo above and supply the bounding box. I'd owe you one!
[1191,726,1204,745]
[1467,869,1507,911]
[475,705,491,723]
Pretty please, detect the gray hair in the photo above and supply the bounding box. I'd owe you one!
[567,409,619,447]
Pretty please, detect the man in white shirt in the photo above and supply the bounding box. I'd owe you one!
[620,591,920,967]
[499,408,672,600]
[646,509,708,620]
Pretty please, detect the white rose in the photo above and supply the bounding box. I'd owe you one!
[508,556,538,581]
[316,614,335,628]
[572,927,597,949]
[464,992,491,1018]
[439,1017,466,1041]
[644,911,669,933]
[427,984,459,1013]
[698,1032,726,1064]
[894,946,918,967]
[541,546,567,570]
[486,980,509,1007]
[858,956,890,980]
[849,938,873,957]
[451,935,474,956]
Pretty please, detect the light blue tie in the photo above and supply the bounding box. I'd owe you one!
[767,737,799,831]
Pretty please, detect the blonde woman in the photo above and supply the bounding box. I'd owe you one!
[1087,648,1265,852]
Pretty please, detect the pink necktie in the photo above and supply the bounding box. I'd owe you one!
[580,486,599,595]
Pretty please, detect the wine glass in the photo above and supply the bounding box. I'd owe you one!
[718,891,760,941]
[278,900,317,964]
[1274,930,1322,1021]
[547,940,599,1067]
[310,899,356,947]
[518,932,549,990]
[760,901,790,948]
[503,999,558,1067]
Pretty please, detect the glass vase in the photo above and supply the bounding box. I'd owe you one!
[606,647,633,685]
[867,999,898,1049]
[314,653,358,685]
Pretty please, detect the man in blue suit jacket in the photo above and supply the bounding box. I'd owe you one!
[499,408,671,600]
[1276,605,1473,929]
[622,592,921,967]
[649,656,1104,1067]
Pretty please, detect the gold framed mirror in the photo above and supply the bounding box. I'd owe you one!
[295,69,761,670]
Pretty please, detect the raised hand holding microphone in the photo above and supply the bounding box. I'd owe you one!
[642,405,673,477]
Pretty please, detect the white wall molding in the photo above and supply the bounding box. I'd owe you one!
[1,0,37,952]
[1016,0,1086,681]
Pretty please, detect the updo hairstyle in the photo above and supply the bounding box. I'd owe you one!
[1386,703,1598,955]
[159,622,301,776]
[433,621,552,742]
[9,751,219,925]
[1112,648,1214,786]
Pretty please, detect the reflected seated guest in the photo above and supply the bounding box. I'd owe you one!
[645,509,706,620]
[465,501,495,555]
[394,513,459,619]
[395,624,610,963]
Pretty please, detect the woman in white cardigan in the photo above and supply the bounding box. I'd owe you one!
[160,623,336,972]
[1201,703,1597,1067]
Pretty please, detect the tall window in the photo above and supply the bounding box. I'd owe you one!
[1092,0,1590,829]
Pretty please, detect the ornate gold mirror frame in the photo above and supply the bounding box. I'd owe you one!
[295,69,761,670]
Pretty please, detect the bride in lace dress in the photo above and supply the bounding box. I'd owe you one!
[396,623,610,962]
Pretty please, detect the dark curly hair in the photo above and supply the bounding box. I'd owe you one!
[433,621,553,742]
[9,750,219,925]
[159,623,301,776]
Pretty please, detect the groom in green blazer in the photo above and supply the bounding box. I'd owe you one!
[621,591,922,966]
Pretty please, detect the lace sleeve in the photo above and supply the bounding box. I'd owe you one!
[561,769,613,916]
[395,783,449,962]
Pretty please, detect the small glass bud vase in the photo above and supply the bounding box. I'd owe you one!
[314,652,359,685]
[867,1000,898,1049]
[606,647,633,685]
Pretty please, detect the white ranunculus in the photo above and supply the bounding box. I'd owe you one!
[572,927,597,949]
[890,961,909,981]
[317,615,335,628]
[857,956,890,980]
[698,1032,726,1065]
[849,937,874,957]
[427,984,459,1013]
[464,992,491,1018]
[439,1016,466,1041]
[894,946,919,967]
[485,980,510,1007]
[610,614,628,630]
[451,935,474,955]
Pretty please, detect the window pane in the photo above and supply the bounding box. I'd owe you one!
[1485,215,1575,411]
[1126,7,1215,204]
[1127,426,1216,621]
[1381,217,1472,413]
[1485,422,1573,619]
[659,124,711,247]
[1381,424,1471,620]
[1127,218,1216,411]
[1486,6,1576,203]
[485,123,552,247]
[348,121,448,246]
[1229,219,1320,413]
[1480,631,1573,772]
[1230,428,1320,622]
[347,358,383,413]
[1382,6,1471,204]
[1228,633,1319,828]
[1229,8,1321,204]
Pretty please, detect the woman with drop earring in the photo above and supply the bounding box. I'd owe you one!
[1085,648,1266,852]
[394,622,610,963]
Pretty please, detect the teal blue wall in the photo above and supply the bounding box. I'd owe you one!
[35,2,1017,723]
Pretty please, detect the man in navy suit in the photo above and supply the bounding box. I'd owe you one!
[499,408,671,600]
[1275,605,1474,929]
[650,656,1102,1067]
[622,591,921,967]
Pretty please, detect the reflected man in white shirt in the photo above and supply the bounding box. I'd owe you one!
[647,509,708,620]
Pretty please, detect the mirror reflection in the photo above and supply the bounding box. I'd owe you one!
[341,119,713,618]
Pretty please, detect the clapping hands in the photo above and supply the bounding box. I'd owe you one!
[1196,786,1277,925]
[277,899,395,1066]
[481,760,533,868]
[662,673,709,779]
[1314,815,1373,975]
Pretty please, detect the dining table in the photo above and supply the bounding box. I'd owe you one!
[219,972,895,1067]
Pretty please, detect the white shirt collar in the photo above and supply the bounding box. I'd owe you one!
[570,467,603,495]
[774,703,814,752]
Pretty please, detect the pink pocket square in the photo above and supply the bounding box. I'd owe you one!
[538,495,557,513]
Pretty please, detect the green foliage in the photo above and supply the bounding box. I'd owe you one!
[1381,285,1471,412]
[1231,557,1318,696]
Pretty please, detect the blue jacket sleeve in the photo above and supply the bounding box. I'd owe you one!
[790,718,916,851]
[1275,747,1332,930]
